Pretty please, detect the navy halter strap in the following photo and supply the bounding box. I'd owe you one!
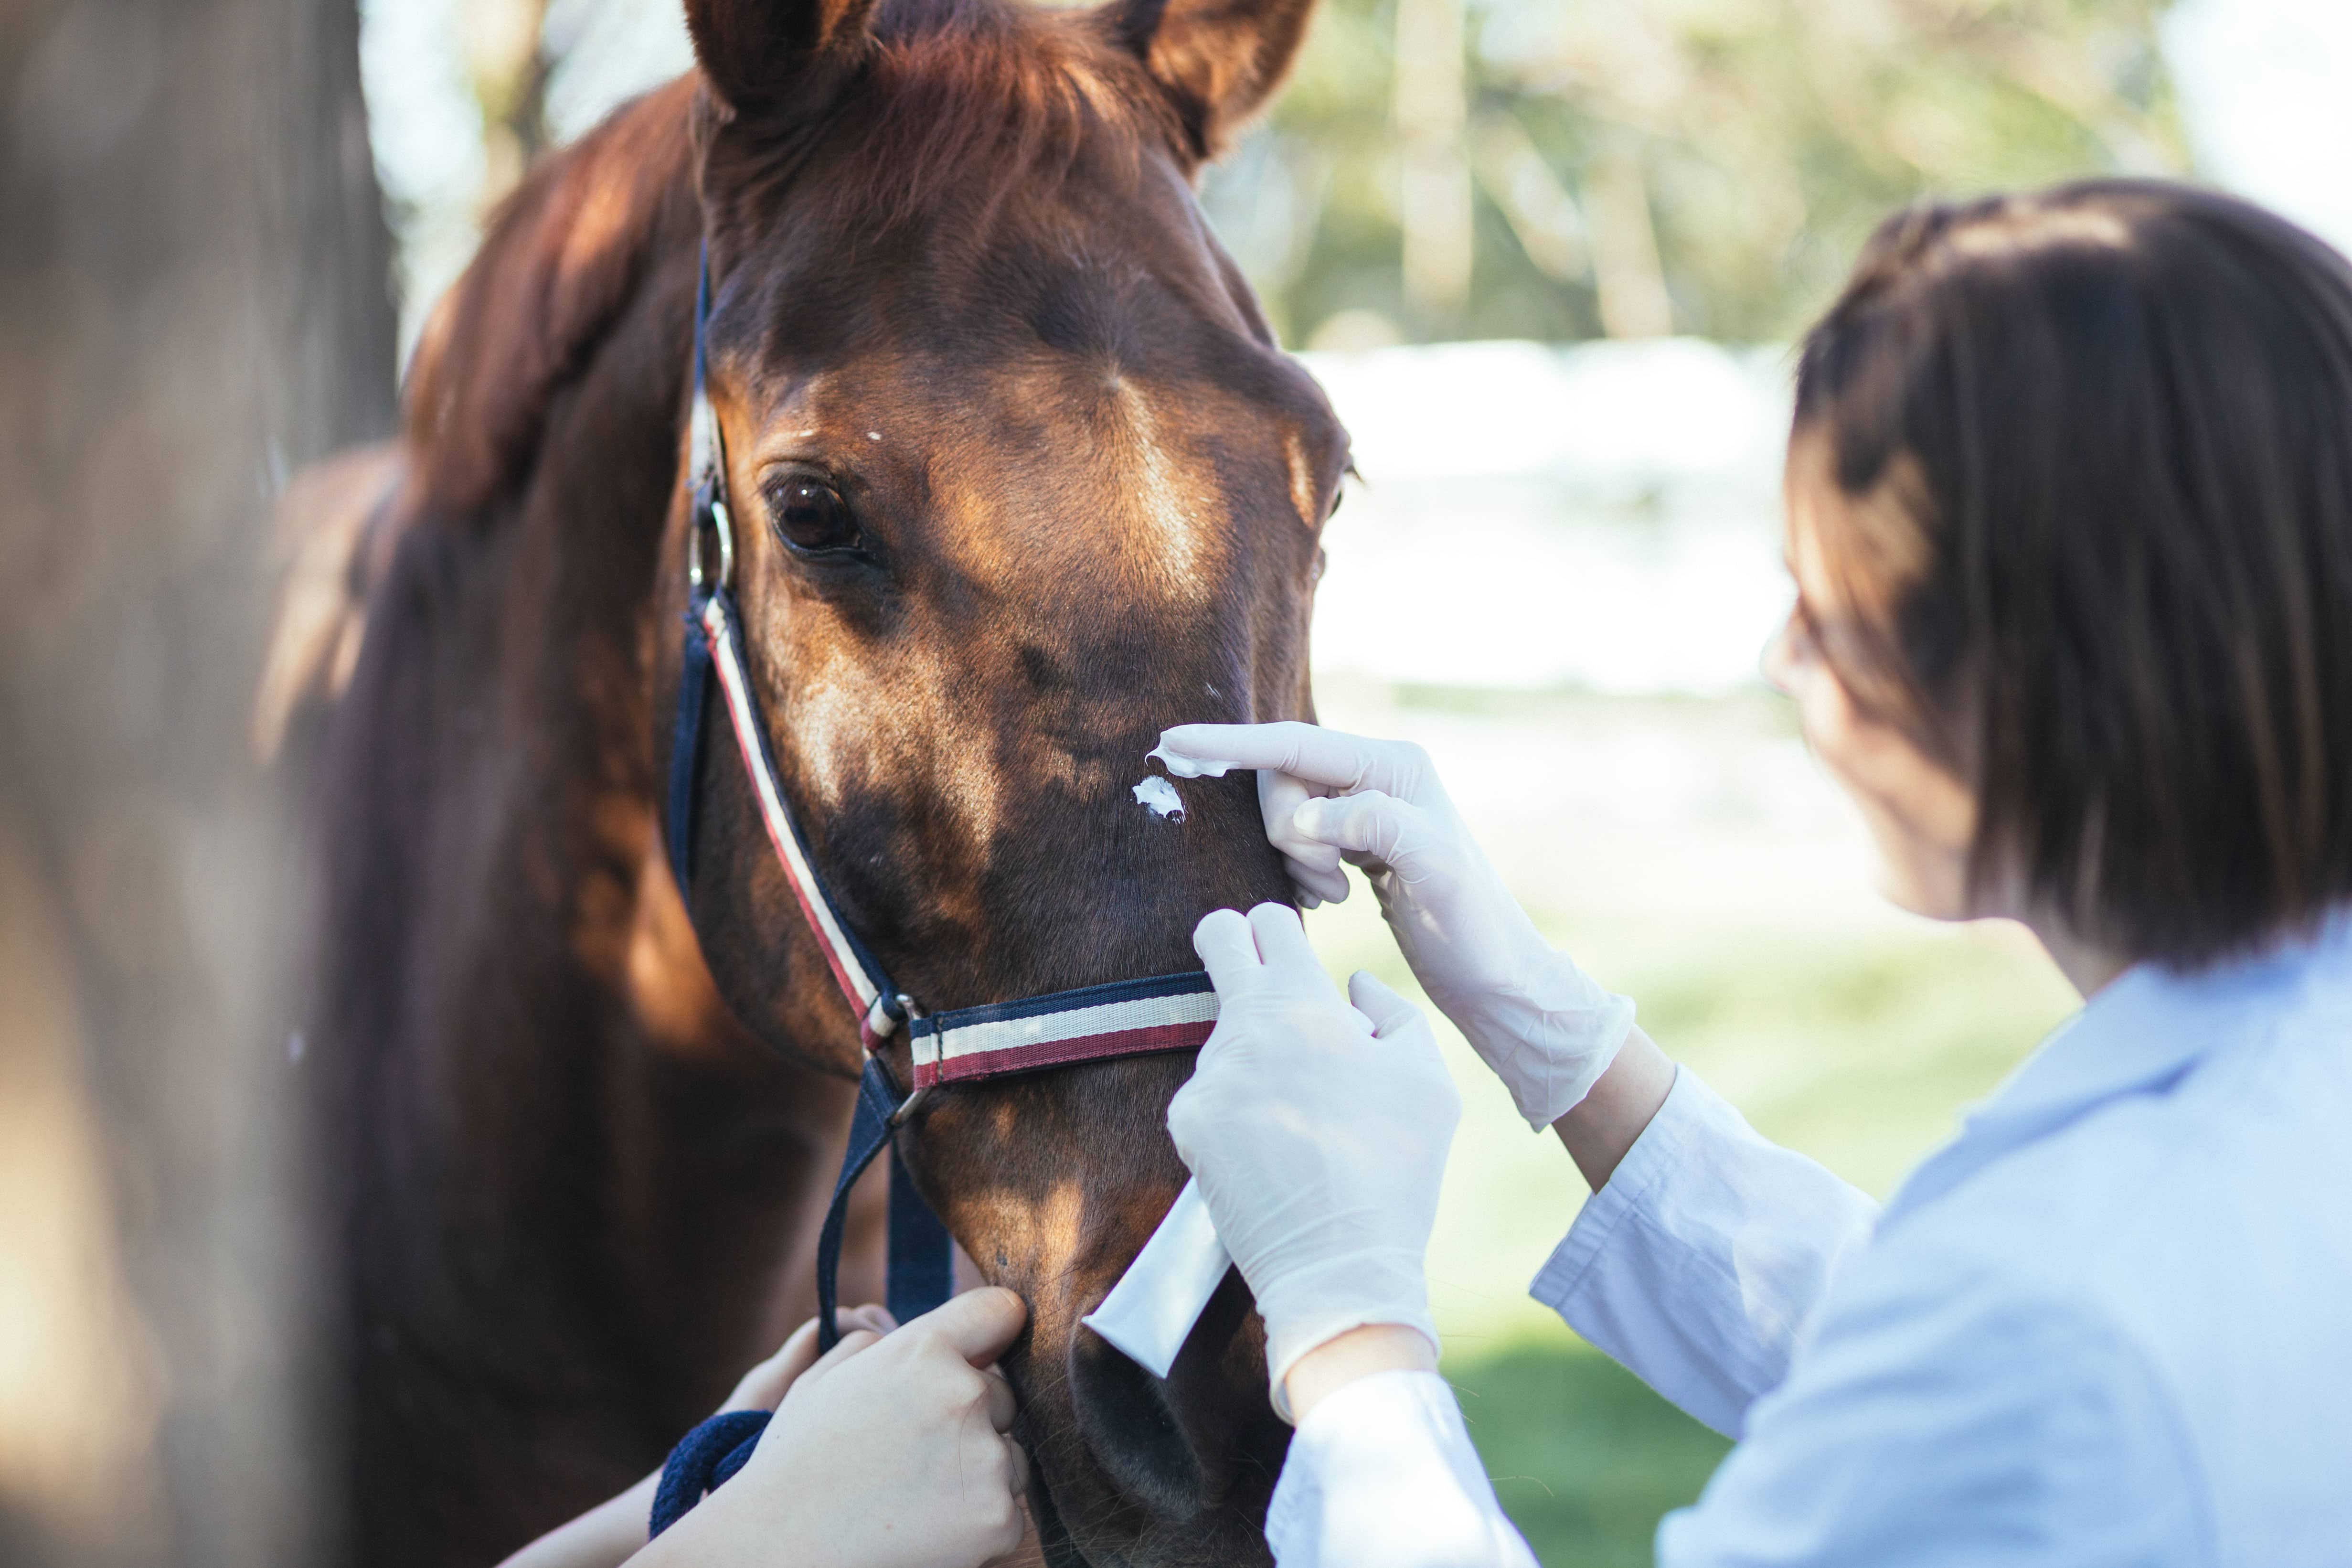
[651,245,1220,1530]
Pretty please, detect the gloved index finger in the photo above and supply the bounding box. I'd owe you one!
[1347,970,1423,1038]
[1193,907,1267,995]
[1157,722,1420,799]
[1243,901,1322,981]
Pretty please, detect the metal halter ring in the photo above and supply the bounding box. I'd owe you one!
[687,493,736,593]
[880,992,930,1126]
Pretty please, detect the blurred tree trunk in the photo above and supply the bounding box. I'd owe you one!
[467,0,553,212]
[1392,0,1470,323]
[1587,143,1674,340]
[0,0,395,1562]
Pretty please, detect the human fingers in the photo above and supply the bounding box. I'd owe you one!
[1155,722,1432,801]
[722,1314,827,1411]
[1289,790,1432,871]
[1260,769,1340,872]
[1347,971,1425,1039]
[1243,900,1323,981]
[1348,974,1461,1128]
[789,1326,883,1391]
[1192,907,1266,994]
[843,1302,897,1335]
[1262,771,1351,904]
[915,1286,1029,1368]
[975,1445,1029,1561]
[980,1365,1017,1433]
[1288,866,1351,907]
[718,1299,886,1408]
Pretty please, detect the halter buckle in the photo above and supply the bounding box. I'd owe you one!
[687,490,736,594]
[884,993,928,1126]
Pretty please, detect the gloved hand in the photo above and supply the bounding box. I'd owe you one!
[1155,722,1636,1129]
[1169,903,1460,1419]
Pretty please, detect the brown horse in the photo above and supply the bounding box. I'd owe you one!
[271,0,1348,1562]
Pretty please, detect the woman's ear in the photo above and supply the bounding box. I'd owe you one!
[684,0,879,116]
[1108,0,1320,164]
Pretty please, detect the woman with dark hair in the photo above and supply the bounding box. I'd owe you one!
[1161,180,2352,1565]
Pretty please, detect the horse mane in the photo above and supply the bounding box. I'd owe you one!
[403,77,700,516]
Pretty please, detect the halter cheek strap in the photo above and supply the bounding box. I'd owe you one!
[662,245,1221,1364]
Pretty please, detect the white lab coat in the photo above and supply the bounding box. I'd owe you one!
[1266,918,2352,1566]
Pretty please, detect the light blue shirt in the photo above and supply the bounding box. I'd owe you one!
[1267,920,2352,1565]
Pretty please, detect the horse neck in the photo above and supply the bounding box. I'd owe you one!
[315,89,876,1551]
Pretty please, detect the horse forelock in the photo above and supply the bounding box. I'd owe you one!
[861,0,1184,228]
[704,0,1188,253]
[403,78,700,517]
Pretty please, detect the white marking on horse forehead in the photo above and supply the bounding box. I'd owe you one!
[1285,428,1320,526]
[787,650,1007,848]
[1107,378,1209,596]
[777,690,849,818]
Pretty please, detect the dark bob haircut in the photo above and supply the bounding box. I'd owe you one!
[1793,180,2352,969]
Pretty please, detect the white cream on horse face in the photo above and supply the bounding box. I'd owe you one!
[1132,772,1186,821]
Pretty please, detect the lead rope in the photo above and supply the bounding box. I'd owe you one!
[652,244,956,1536]
[645,1057,959,1537]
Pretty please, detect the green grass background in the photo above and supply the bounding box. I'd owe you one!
[1452,1345,1731,1568]
[1300,897,2080,1564]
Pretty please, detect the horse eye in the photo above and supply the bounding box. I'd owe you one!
[766,478,860,555]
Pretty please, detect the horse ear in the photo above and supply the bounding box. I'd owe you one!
[683,0,878,114]
[1110,0,1318,163]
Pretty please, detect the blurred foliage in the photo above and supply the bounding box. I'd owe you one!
[1449,1341,1732,1567]
[1203,0,2187,347]
[1559,918,2077,1199]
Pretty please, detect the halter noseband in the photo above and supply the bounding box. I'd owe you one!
[664,248,1220,1347]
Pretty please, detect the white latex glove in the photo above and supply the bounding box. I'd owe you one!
[1168,902,1459,1419]
[1156,723,1636,1129]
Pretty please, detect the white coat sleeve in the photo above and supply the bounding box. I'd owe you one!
[1530,1067,1879,1437]
[1265,1370,1538,1568]
[1654,1248,2212,1567]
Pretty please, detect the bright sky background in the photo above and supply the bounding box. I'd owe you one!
[360,0,697,346]
[2164,0,2352,260]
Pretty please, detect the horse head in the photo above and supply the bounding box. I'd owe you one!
[665,0,1341,1558]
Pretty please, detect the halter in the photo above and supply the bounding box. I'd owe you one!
[664,247,1220,1349]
